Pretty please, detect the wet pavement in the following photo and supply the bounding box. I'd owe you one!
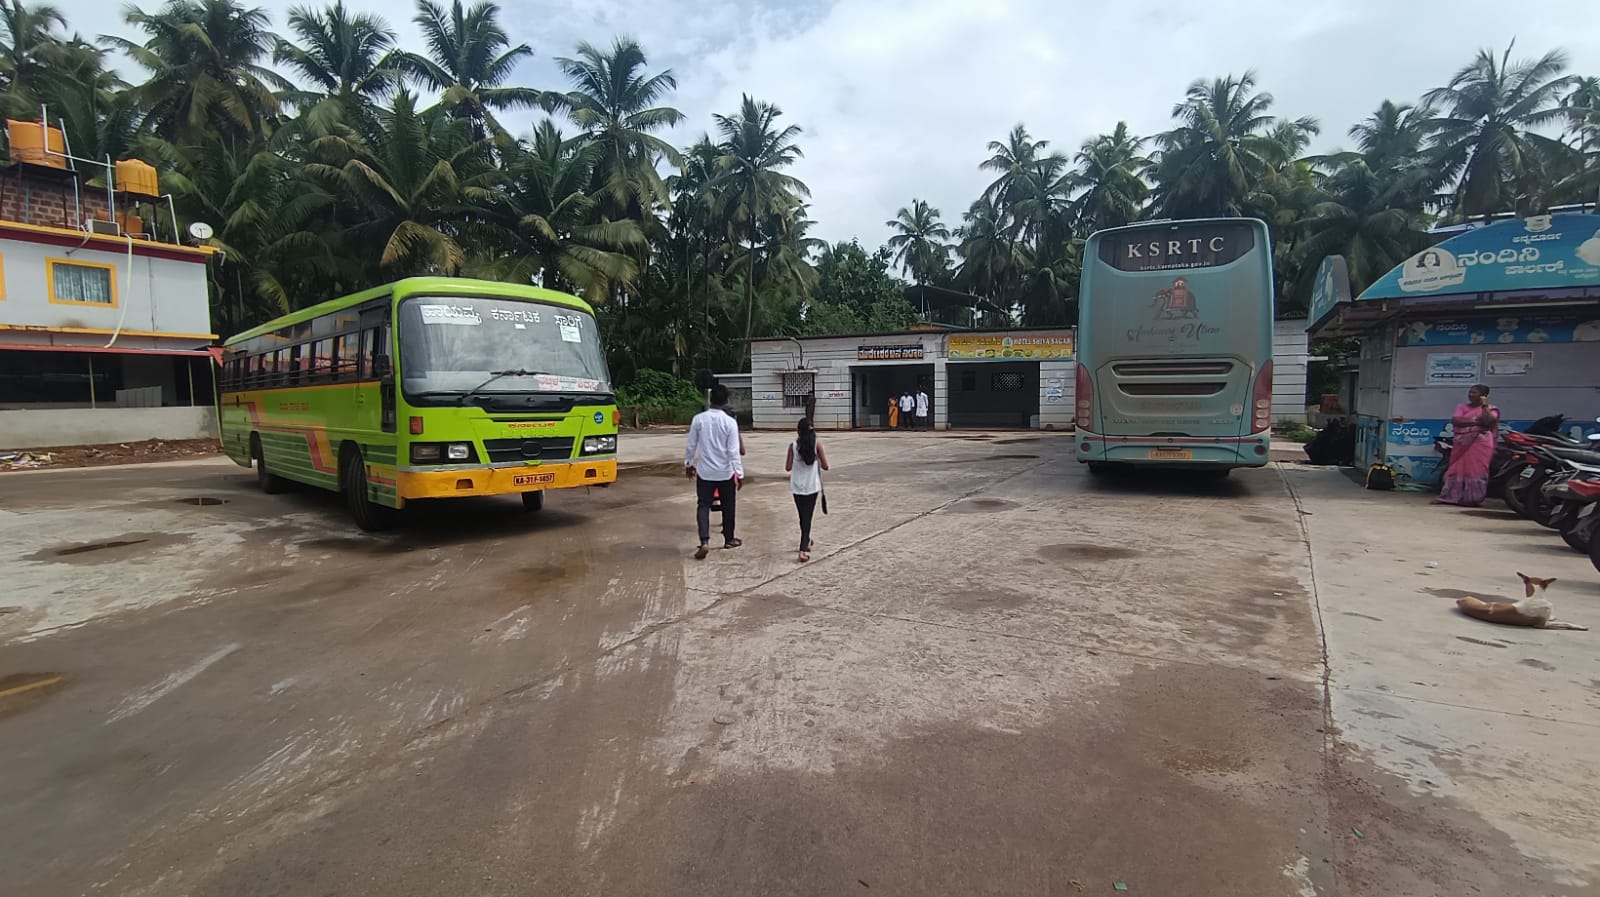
[0,431,1595,896]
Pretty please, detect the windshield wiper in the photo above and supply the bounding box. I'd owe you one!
[459,369,555,404]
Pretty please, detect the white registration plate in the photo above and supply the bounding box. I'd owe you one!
[1149,448,1193,461]
[513,472,556,486]
[1520,467,1537,478]
[1581,502,1596,519]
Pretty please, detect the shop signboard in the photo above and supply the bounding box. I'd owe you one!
[947,331,1074,361]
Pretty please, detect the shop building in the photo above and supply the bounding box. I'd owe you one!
[1308,211,1600,488]
[0,118,220,449]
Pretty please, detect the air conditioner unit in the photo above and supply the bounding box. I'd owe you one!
[85,218,121,236]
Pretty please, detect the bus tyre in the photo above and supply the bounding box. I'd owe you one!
[342,449,392,532]
[252,435,286,494]
[521,491,545,513]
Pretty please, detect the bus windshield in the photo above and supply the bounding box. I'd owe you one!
[397,295,611,396]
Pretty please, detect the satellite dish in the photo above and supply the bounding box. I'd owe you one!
[188,221,214,241]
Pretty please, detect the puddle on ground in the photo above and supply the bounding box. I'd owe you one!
[992,437,1041,445]
[1242,514,1278,525]
[0,672,67,719]
[988,454,1040,460]
[296,536,415,555]
[1518,658,1556,671]
[1038,542,1141,562]
[947,498,1020,513]
[174,496,229,506]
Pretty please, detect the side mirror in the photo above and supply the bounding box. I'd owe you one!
[373,355,392,379]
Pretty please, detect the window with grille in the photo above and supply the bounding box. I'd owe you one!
[783,393,807,408]
[992,372,1025,391]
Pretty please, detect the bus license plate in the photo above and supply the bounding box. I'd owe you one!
[514,473,556,486]
[1149,448,1193,461]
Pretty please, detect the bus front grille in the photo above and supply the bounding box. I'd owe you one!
[1117,382,1229,397]
[1111,361,1234,376]
[483,437,576,463]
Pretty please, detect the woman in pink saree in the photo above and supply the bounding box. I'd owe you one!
[1439,384,1500,506]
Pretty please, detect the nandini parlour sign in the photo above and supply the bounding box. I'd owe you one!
[1359,213,1600,300]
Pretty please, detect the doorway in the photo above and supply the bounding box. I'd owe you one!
[853,364,933,428]
[948,362,1039,428]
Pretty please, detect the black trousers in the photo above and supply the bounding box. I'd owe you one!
[696,476,736,545]
[794,492,819,552]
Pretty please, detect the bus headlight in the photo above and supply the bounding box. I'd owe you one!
[412,443,442,462]
[447,443,471,460]
[582,435,617,454]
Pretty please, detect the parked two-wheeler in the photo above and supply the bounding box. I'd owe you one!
[1547,476,1600,554]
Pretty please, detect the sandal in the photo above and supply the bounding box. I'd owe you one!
[694,545,709,560]
[798,551,810,563]
[723,538,743,549]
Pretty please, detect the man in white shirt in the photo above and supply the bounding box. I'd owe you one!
[899,392,916,430]
[685,384,745,559]
[915,388,930,428]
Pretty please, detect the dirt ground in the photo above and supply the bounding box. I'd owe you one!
[1,430,1595,897]
[0,438,222,471]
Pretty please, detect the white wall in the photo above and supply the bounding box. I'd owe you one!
[0,406,217,448]
[1272,318,1309,423]
[0,237,213,338]
[1039,360,1075,429]
[752,334,944,430]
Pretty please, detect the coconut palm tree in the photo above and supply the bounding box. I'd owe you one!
[107,0,290,141]
[304,89,503,277]
[953,196,1022,313]
[274,1,400,130]
[0,0,72,116]
[1064,122,1150,232]
[397,0,539,143]
[884,198,951,285]
[1150,71,1285,219]
[708,94,809,358]
[547,37,683,217]
[478,119,645,300]
[980,123,1064,215]
[1423,43,1576,219]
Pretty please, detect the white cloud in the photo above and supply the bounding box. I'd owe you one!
[71,0,1600,249]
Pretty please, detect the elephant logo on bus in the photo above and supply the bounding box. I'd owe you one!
[1150,276,1199,319]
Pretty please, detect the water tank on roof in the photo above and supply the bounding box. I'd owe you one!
[115,159,159,197]
[6,119,67,168]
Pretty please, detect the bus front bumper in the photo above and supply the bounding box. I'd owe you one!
[1075,433,1271,468]
[396,459,618,500]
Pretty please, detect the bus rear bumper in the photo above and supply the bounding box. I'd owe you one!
[397,459,618,500]
[1074,432,1271,468]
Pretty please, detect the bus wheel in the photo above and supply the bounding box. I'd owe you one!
[521,491,545,513]
[251,434,286,494]
[342,448,392,532]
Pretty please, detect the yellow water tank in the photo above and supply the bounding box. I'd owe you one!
[115,158,160,197]
[6,119,67,168]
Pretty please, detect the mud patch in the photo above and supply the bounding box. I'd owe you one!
[1425,587,1508,601]
[947,498,1019,513]
[55,538,147,556]
[988,453,1040,460]
[1242,514,1278,525]
[1455,636,1509,649]
[34,532,192,563]
[296,536,414,555]
[0,672,67,719]
[1038,542,1140,562]
[1342,612,1384,622]
[992,437,1041,445]
[1518,658,1557,671]
[940,589,1030,612]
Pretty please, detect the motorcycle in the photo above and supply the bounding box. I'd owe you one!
[1547,476,1600,554]
[1508,441,1600,526]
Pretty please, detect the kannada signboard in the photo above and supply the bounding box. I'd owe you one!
[857,344,924,360]
[1424,352,1481,386]
[1359,213,1600,300]
[947,331,1074,361]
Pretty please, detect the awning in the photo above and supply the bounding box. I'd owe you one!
[0,343,214,357]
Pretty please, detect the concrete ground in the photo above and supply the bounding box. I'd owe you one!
[0,430,1595,897]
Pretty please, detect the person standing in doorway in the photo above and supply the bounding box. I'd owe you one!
[915,386,930,430]
[786,417,829,563]
[685,383,744,559]
[887,393,900,430]
[1438,384,1500,507]
[899,391,916,430]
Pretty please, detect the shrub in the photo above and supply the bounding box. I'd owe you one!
[617,370,703,427]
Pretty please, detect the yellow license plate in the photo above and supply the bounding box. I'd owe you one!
[1148,448,1193,461]
[513,472,556,486]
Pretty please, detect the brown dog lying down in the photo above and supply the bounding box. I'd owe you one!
[1456,573,1588,631]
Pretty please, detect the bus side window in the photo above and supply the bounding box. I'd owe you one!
[336,333,360,382]
[288,344,303,384]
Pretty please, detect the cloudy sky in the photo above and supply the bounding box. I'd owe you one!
[76,0,1600,248]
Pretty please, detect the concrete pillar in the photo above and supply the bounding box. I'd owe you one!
[932,359,949,430]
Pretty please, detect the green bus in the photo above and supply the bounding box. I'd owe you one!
[219,277,618,528]
[1075,218,1275,474]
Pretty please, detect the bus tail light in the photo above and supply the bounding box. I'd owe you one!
[1075,364,1093,430]
[1252,361,1274,433]
[409,415,424,435]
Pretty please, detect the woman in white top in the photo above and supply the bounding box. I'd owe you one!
[785,417,830,562]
